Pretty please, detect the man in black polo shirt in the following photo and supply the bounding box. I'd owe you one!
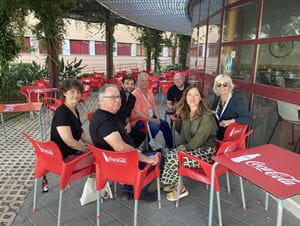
[89,84,158,201]
[116,75,145,147]
[166,72,188,133]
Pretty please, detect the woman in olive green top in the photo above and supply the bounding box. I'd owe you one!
[161,84,216,201]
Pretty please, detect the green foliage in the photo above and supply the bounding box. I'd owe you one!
[178,34,191,70]
[137,27,164,71]
[59,58,87,79]
[0,0,26,67]
[162,64,180,72]
[0,62,45,102]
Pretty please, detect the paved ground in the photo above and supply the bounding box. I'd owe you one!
[1,91,300,226]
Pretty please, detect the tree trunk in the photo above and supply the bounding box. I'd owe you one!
[172,38,178,65]
[105,10,115,79]
[146,49,151,70]
[46,38,60,88]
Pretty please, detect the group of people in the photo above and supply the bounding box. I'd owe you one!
[48,71,253,202]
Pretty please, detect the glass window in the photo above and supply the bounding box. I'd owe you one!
[206,13,221,76]
[225,0,240,6]
[197,25,207,71]
[189,26,199,69]
[223,0,258,41]
[250,95,300,153]
[256,41,300,91]
[209,0,223,16]
[220,45,254,80]
[261,0,300,38]
[191,1,200,27]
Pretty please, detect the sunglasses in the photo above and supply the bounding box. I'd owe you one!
[216,83,228,88]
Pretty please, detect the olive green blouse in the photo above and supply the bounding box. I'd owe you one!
[180,112,216,149]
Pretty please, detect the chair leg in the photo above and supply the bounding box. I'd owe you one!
[97,190,101,226]
[265,192,269,211]
[239,176,246,210]
[134,199,138,226]
[57,189,63,226]
[176,176,182,208]
[33,178,38,212]
[216,191,223,226]
[226,172,231,193]
[156,178,161,209]
[114,182,117,198]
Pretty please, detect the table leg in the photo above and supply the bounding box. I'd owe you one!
[276,199,283,226]
[208,162,219,226]
[1,113,6,143]
[38,110,43,141]
[265,192,269,211]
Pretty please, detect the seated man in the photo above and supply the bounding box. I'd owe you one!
[89,84,159,201]
[116,75,145,148]
[132,72,173,149]
[166,72,189,133]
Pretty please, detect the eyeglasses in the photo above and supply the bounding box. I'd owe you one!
[102,95,121,100]
[216,83,228,88]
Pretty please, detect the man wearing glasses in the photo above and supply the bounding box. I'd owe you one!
[89,84,159,202]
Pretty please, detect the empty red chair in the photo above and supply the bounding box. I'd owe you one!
[34,80,48,88]
[21,85,49,102]
[176,131,252,225]
[159,81,174,104]
[80,77,92,85]
[94,72,104,78]
[41,97,63,111]
[21,132,95,226]
[86,144,161,226]
[90,77,103,89]
[80,85,91,104]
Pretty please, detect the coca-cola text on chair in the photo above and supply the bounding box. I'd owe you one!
[21,132,95,226]
[86,144,161,226]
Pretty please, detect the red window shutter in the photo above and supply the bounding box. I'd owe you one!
[70,40,89,54]
[117,43,131,56]
[20,37,31,53]
[95,41,106,55]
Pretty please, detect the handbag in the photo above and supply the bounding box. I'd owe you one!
[80,177,113,206]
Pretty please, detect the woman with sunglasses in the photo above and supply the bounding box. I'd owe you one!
[161,84,216,201]
[211,74,253,140]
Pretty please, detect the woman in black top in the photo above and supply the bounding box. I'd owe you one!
[51,79,90,160]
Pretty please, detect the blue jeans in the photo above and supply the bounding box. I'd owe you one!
[134,115,173,148]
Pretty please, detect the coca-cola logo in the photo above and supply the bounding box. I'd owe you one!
[229,128,242,137]
[103,153,127,164]
[37,144,53,155]
[245,161,300,186]
[4,105,16,112]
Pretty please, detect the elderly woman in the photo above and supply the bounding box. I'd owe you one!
[161,85,216,201]
[211,74,253,140]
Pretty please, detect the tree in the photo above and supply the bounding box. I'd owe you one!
[178,34,191,69]
[23,0,87,88]
[137,27,163,71]
[0,0,25,68]
[163,33,178,65]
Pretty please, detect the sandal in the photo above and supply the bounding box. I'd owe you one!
[163,184,175,192]
[166,187,189,201]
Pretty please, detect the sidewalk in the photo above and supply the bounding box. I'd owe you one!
[1,91,299,225]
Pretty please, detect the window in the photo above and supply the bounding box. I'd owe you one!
[117,43,131,56]
[20,37,31,53]
[136,44,145,56]
[95,41,106,55]
[70,40,89,55]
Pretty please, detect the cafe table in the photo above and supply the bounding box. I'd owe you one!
[0,102,44,142]
[208,144,300,226]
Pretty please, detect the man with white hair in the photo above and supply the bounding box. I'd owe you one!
[89,84,159,201]
[132,72,173,149]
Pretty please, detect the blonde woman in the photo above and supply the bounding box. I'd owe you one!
[161,84,216,201]
[212,74,253,140]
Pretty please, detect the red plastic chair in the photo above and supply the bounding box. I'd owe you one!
[94,72,105,78]
[41,97,63,111]
[216,123,249,194]
[21,85,49,102]
[90,77,104,89]
[34,79,49,88]
[159,81,174,104]
[21,132,95,226]
[80,85,91,104]
[86,144,161,226]
[176,132,252,225]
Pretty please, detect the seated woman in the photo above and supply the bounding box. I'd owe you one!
[43,80,92,191]
[211,74,253,141]
[161,84,216,201]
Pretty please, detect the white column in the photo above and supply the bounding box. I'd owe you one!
[89,40,95,56]
[62,39,70,56]
[131,43,137,56]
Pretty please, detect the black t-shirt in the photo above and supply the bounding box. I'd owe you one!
[89,109,135,150]
[167,83,189,103]
[116,89,136,125]
[50,104,82,159]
